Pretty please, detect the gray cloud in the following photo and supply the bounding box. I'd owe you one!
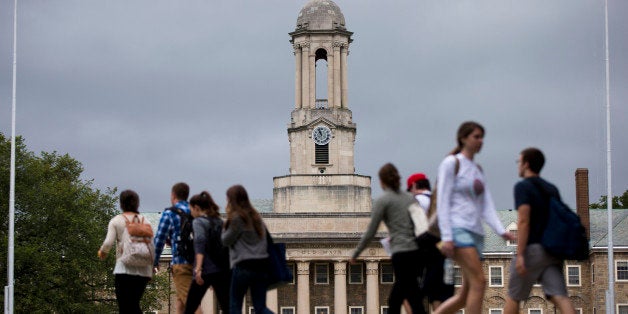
[1,0,626,212]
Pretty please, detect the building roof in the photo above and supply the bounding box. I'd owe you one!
[296,0,346,31]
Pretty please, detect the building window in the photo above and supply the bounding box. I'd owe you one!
[592,263,595,283]
[249,307,255,314]
[453,266,463,286]
[280,307,295,314]
[506,222,517,246]
[349,307,364,314]
[490,310,503,314]
[380,263,394,283]
[455,310,464,314]
[380,306,389,314]
[566,265,581,286]
[287,263,296,284]
[617,261,628,281]
[315,263,329,284]
[489,266,503,287]
[349,263,363,284]
[575,309,582,314]
[315,306,329,314]
[617,304,628,314]
[315,143,329,164]
[528,309,542,314]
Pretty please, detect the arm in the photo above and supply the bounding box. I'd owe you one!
[221,216,243,247]
[153,211,172,266]
[98,216,118,260]
[481,187,507,237]
[436,156,456,242]
[192,219,207,275]
[515,204,531,275]
[351,197,386,259]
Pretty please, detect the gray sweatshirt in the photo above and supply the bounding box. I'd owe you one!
[352,189,418,259]
[221,215,268,268]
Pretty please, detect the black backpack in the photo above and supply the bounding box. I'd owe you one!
[200,216,230,270]
[172,207,195,263]
[531,179,590,261]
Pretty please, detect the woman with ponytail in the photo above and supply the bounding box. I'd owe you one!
[433,121,514,314]
[221,185,273,314]
[184,191,231,314]
[350,163,426,314]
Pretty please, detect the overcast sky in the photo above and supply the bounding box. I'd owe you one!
[1,0,626,214]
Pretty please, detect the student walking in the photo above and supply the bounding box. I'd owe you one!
[407,173,453,311]
[433,121,514,314]
[184,191,231,314]
[221,185,274,314]
[351,163,426,314]
[153,182,194,314]
[503,148,576,314]
[98,190,153,314]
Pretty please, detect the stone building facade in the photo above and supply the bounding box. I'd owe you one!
[147,1,628,313]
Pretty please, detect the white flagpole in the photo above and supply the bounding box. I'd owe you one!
[5,0,17,312]
[604,0,615,313]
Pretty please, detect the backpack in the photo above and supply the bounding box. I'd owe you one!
[119,214,154,267]
[172,207,195,263]
[200,216,230,270]
[531,179,590,261]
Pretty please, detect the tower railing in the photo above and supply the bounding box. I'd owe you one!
[315,99,328,109]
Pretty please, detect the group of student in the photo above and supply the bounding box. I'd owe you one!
[98,183,273,314]
[351,121,578,314]
[98,120,578,314]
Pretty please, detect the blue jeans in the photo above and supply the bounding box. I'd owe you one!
[230,259,274,314]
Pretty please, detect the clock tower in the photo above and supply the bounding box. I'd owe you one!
[273,0,371,213]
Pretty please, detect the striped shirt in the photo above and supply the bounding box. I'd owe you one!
[153,201,191,266]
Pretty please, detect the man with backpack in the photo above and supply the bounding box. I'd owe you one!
[504,148,576,314]
[154,182,195,314]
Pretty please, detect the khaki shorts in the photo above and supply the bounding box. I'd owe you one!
[172,264,193,304]
[508,243,568,300]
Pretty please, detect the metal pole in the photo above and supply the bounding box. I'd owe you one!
[5,0,18,312]
[604,0,615,313]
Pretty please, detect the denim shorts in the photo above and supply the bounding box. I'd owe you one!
[452,228,485,257]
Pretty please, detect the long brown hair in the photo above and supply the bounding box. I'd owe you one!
[189,191,220,218]
[379,163,401,193]
[225,185,264,238]
[449,121,485,155]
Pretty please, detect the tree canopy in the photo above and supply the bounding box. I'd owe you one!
[590,190,628,209]
[0,134,168,312]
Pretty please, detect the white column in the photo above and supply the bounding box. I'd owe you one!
[301,42,310,109]
[200,288,215,314]
[366,260,380,314]
[333,42,341,108]
[341,44,349,108]
[267,288,278,313]
[334,261,348,314]
[294,43,302,109]
[326,49,334,108]
[309,52,316,108]
[297,261,310,314]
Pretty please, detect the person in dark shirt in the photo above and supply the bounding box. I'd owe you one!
[504,148,576,314]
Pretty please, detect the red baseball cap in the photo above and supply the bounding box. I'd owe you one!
[407,173,427,190]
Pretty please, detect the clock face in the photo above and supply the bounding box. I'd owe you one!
[312,125,332,145]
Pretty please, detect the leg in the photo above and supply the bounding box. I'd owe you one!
[390,251,426,314]
[210,271,232,314]
[230,267,250,314]
[503,297,520,314]
[172,264,194,314]
[250,269,273,314]
[550,295,576,314]
[455,247,485,314]
[184,277,210,314]
[115,274,132,313]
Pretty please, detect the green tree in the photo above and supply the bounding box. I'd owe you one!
[590,189,628,209]
[0,134,167,312]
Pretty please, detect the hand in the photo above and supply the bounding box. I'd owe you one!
[439,241,455,258]
[97,250,107,260]
[195,271,204,285]
[153,265,160,274]
[502,231,516,242]
[515,255,527,276]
